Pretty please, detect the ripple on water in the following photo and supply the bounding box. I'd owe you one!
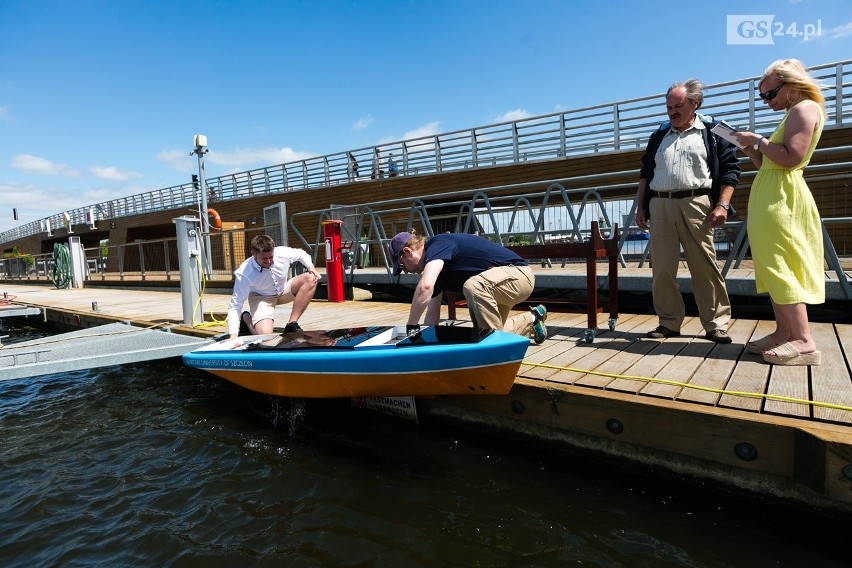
[1,350,851,567]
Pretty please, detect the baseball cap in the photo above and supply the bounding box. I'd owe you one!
[388,232,412,275]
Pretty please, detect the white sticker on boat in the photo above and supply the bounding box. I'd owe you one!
[352,396,418,422]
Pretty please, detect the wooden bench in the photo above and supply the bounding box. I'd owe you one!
[445,222,619,342]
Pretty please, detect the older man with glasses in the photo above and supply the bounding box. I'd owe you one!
[635,79,741,343]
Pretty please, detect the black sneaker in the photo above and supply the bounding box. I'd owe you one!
[238,311,254,336]
[283,321,303,333]
[646,325,680,339]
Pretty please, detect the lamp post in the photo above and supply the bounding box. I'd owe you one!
[190,134,213,278]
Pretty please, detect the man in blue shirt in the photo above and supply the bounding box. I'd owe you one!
[388,231,547,343]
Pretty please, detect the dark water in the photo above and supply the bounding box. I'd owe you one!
[1,324,849,567]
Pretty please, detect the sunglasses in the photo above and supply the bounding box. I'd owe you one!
[759,83,785,101]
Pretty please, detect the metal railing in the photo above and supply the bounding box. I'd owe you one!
[3,59,850,245]
[5,177,850,299]
[283,167,851,297]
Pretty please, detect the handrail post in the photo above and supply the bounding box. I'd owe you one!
[512,122,520,163]
[836,63,844,127]
[138,243,146,281]
[612,104,620,151]
[748,79,757,131]
[401,142,408,175]
[164,241,171,280]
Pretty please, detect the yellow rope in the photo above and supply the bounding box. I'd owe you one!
[521,360,852,413]
[192,255,227,329]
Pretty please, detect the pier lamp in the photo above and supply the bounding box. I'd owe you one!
[190,134,213,278]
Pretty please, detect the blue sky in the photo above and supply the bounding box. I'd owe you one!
[1,0,851,234]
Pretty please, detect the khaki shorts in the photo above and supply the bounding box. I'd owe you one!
[247,281,294,325]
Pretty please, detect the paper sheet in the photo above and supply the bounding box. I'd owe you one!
[710,121,744,148]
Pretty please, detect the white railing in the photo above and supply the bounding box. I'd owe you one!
[2,59,850,245]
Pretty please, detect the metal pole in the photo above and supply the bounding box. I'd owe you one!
[191,135,214,279]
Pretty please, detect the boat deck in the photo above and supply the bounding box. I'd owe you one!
[2,282,851,515]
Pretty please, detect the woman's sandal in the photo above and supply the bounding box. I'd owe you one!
[746,335,779,355]
[762,342,822,366]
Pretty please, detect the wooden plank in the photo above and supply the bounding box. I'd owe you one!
[553,313,653,387]
[605,318,705,395]
[516,312,590,381]
[522,313,649,386]
[677,318,758,405]
[811,322,852,423]
[638,316,716,398]
[718,319,775,412]
[764,364,811,419]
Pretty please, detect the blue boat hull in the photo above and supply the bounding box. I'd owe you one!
[182,326,530,398]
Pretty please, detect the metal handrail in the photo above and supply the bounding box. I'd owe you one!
[3,60,850,244]
[282,156,852,297]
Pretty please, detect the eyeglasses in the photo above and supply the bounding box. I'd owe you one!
[758,83,785,101]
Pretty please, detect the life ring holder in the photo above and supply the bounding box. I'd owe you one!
[207,208,222,231]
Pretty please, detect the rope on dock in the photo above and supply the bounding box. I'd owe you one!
[521,361,852,413]
[191,255,227,329]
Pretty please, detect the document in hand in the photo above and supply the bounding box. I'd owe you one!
[710,121,744,148]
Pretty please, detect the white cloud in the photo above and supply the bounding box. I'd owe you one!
[402,122,441,140]
[494,109,531,123]
[208,147,316,168]
[10,154,79,177]
[158,145,318,175]
[819,21,852,41]
[0,180,101,231]
[90,165,144,182]
[353,116,373,130]
[156,148,196,174]
[0,105,11,122]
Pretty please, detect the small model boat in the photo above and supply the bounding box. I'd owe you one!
[182,325,530,398]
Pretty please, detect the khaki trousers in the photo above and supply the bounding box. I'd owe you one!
[462,265,535,337]
[649,194,731,332]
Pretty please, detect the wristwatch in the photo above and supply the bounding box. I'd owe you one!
[753,136,764,151]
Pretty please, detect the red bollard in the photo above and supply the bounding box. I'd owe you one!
[322,220,345,302]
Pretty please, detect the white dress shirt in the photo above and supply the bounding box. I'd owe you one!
[226,246,314,336]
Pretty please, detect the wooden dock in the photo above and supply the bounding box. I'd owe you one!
[2,282,852,517]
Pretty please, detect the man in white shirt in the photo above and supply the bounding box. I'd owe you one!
[227,234,321,339]
[635,79,740,343]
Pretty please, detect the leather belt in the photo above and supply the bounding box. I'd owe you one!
[653,188,711,199]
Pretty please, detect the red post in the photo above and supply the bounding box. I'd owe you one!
[322,220,345,302]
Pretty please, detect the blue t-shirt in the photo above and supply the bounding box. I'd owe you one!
[424,233,528,295]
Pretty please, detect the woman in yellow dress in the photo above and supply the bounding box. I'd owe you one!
[734,59,825,366]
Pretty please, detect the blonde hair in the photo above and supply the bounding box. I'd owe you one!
[760,59,825,107]
[403,229,427,250]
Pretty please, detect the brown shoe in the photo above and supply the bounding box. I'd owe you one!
[646,325,680,339]
[705,329,732,344]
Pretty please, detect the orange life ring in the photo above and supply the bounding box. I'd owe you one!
[207,208,222,231]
